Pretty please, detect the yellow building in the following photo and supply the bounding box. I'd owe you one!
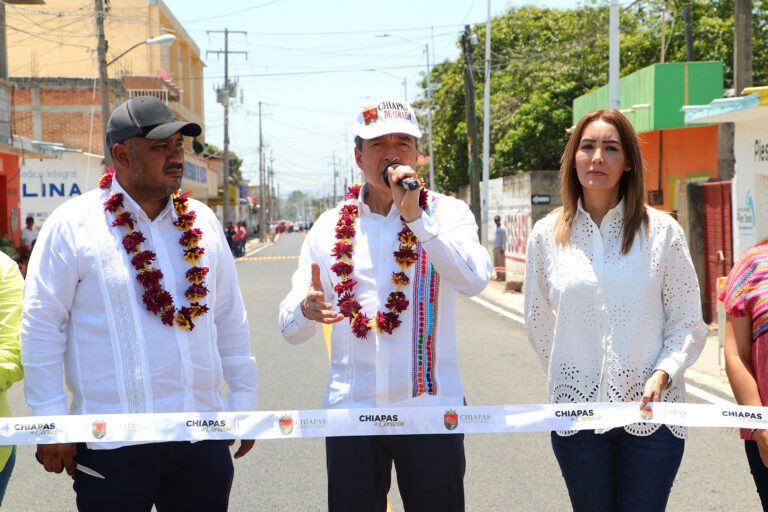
[6,0,204,150]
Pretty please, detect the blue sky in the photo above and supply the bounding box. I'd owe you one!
[163,0,601,198]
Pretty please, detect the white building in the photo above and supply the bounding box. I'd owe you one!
[684,87,768,259]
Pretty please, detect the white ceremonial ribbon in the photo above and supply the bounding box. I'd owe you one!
[3,402,766,445]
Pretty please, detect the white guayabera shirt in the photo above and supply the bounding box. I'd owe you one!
[21,179,258,449]
[524,200,707,438]
[279,184,492,410]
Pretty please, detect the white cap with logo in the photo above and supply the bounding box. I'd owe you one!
[352,96,422,141]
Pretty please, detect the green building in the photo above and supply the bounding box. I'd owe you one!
[572,62,724,132]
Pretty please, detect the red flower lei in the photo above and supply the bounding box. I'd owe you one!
[335,182,428,339]
[99,167,210,331]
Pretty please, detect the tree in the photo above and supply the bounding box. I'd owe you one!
[413,0,768,193]
[203,143,244,183]
[283,190,323,222]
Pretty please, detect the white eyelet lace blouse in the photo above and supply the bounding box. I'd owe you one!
[524,199,707,438]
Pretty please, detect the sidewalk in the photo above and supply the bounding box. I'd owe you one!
[238,235,270,257]
[477,279,734,401]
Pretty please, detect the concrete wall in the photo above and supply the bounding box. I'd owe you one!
[460,170,561,275]
[0,79,11,145]
[12,77,127,156]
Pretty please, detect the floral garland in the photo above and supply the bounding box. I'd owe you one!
[333,182,428,339]
[99,167,210,331]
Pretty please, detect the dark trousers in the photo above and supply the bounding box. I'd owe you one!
[493,248,505,280]
[551,427,684,512]
[73,440,234,512]
[326,434,465,512]
[0,446,16,507]
[745,440,768,510]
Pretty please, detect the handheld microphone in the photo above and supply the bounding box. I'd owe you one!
[383,162,420,191]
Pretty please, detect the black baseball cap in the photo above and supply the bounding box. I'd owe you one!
[105,96,202,150]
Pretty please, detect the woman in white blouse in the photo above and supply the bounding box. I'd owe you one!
[524,108,706,511]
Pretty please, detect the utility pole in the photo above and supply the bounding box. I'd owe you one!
[95,0,112,165]
[425,42,436,192]
[258,101,266,242]
[683,4,695,62]
[734,0,753,95]
[609,0,620,109]
[332,153,338,205]
[462,25,482,235]
[269,151,275,221]
[0,3,8,79]
[207,29,246,225]
[660,2,667,63]
[481,0,491,247]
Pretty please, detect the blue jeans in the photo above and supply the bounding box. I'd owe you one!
[551,427,684,512]
[0,446,16,506]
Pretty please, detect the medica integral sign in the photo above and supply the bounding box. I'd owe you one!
[20,151,103,229]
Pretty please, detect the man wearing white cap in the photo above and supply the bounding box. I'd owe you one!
[279,96,491,511]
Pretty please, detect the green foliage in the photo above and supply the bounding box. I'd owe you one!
[283,190,323,221]
[414,0,768,193]
[203,143,244,183]
[0,237,16,260]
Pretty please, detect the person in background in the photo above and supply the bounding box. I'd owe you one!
[236,221,248,257]
[226,222,236,255]
[524,108,707,511]
[21,216,37,250]
[0,251,24,506]
[493,215,507,281]
[720,241,768,509]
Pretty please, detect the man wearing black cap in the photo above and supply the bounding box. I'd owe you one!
[21,96,258,511]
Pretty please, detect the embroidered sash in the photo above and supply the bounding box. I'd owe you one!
[411,194,440,397]
[85,191,153,414]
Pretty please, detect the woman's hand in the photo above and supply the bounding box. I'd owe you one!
[640,369,669,408]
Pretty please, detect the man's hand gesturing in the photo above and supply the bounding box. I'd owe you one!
[300,262,345,324]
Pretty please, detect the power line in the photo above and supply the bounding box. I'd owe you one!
[1,0,93,17]
[191,23,468,37]
[181,0,282,24]
[259,102,349,116]
[4,22,94,49]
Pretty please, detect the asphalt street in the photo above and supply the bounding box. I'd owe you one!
[0,231,762,510]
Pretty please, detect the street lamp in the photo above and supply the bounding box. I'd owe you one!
[106,34,176,67]
[98,33,177,164]
[377,34,437,192]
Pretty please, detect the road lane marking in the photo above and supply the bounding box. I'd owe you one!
[322,324,332,361]
[469,296,524,325]
[237,255,300,261]
[470,296,731,406]
[686,384,734,405]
